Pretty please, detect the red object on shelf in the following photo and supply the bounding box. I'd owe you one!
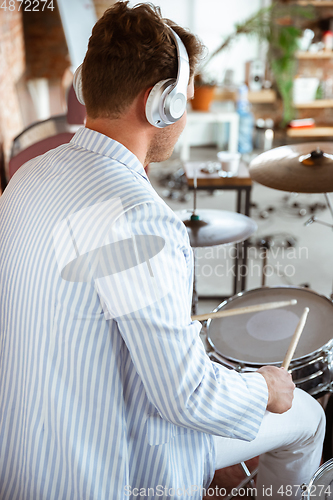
[289,118,315,128]
[323,30,333,51]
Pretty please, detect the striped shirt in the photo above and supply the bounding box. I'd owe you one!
[0,127,268,499]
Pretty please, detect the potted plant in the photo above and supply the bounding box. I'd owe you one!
[194,2,313,124]
[191,74,216,111]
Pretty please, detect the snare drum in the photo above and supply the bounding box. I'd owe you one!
[302,459,333,499]
[207,286,333,397]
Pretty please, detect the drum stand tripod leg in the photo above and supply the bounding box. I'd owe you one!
[324,194,333,301]
[324,193,333,221]
[225,463,259,499]
[261,249,268,287]
[240,461,257,491]
[260,239,271,287]
[192,250,198,316]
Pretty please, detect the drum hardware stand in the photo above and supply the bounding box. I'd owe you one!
[325,193,333,220]
[304,216,333,229]
[226,464,258,499]
[304,193,333,300]
[304,193,333,229]
[192,251,198,316]
[259,238,271,287]
[191,171,200,316]
[250,235,297,287]
[239,462,257,494]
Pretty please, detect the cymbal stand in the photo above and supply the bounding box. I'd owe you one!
[304,193,333,300]
[191,170,199,221]
[304,193,333,229]
[304,216,333,229]
[325,193,333,220]
[261,242,270,287]
[324,194,333,301]
[192,168,199,316]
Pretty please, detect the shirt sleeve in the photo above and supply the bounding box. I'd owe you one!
[95,201,268,442]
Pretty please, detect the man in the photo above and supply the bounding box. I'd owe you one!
[0,2,325,499]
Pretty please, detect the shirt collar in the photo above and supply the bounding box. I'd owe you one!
[70,127,149,182]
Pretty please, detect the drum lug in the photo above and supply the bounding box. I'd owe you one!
[324,349,333,374]
[324,348,333,362]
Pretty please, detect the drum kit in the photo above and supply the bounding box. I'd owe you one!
[197,143,333,399]
[178,142,333,490]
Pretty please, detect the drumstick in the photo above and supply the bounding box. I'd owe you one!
[192,299,297,322]
[282,307,309,370]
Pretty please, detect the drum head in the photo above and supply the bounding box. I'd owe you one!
[207,287,333,365]
[306,458,333,499]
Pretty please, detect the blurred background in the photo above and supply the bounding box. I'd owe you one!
[2,0,333,304]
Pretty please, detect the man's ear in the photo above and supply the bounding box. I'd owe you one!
[144,87,153,106]
[142,87,154,125]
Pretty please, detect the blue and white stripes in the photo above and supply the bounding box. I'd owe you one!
[0,127,268,499]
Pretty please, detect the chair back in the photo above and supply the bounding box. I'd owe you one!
[9,132,74,178]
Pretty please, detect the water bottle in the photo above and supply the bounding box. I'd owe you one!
[237,84,254,154]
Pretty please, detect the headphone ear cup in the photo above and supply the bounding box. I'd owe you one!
[145,78,175,128]
[73,64,85,106]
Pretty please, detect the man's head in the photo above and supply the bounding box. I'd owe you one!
[81,1,203,120]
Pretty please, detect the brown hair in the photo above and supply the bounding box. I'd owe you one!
[81,1,204,119]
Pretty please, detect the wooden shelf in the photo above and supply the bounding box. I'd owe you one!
[292,2,333,134]
[296,1,333,6]
[296,51,333,58]
[287,126,333,137]
[214,89,237,101]
[294,99,333,108]
[248,89,277,103]
[214,88,277,104]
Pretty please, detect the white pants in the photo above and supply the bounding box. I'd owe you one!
[213,388,326,499]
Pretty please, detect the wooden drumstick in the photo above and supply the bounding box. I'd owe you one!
[192,299,297,322]
[282,307,309,370]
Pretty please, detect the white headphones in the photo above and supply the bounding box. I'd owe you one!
[72,26,190,129]
[73,64,85,107]
[145,27,190,128]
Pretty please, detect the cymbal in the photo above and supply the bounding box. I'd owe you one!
[249,142,333,193]
[176,209,257,247]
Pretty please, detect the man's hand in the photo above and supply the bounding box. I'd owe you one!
[257,366,295,414]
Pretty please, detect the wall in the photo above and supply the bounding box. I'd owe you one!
[22,5,68,80]
[130,0,270,85]
[0,3,70,176]
[0,10,25,163]
[0,0,271,171]
[194,0,268,85]
[93,0,117,19]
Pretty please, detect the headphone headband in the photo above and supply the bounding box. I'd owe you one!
[170,28,190,93]
[145,26,190,128]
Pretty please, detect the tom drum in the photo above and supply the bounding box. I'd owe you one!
[302,458,333,499]
[207,286,333,397]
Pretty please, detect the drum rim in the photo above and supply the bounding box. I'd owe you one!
[207,285,333,367]
[305,457,333,498]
